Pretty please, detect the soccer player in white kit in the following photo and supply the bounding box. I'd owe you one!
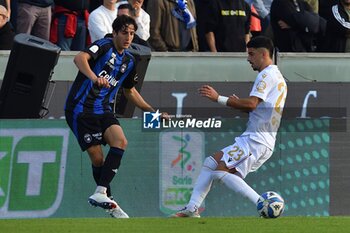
[173,36,287,217]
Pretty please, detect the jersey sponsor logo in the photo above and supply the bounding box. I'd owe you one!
[89,45,99,53]
[97,52,120,87]
[109,53,116,65]
[98,70,119,87]
[92,132,102,140]
[83,133,102,143]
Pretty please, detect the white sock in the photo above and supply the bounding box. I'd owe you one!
[95,186,107,194]
[186,157,217,212]
[212,171,260,204]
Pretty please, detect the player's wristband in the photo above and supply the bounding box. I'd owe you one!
[217,95,229,106]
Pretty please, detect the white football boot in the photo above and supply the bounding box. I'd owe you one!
[108,204,129,218]
[88,186,117,209]
[171,207,200,218]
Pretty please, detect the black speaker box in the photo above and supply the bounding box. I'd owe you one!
[0,34,61,119]
[113,43,151,117]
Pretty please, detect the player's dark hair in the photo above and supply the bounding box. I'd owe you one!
[112,14,138,33]
[247,36,274,59]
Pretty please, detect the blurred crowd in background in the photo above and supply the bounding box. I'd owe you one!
[0,0,349,52]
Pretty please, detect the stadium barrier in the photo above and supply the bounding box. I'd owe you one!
[1,51,350,83]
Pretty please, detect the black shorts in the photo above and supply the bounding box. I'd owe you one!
[65,111,120,151]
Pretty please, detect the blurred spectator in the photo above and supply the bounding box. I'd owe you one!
[16,0,54,40]
[194,0,210,51]
[9,0,16,30]
[205,0,251,52]
[0,4,14,49]
[143,0,148,9]
[129,0,150,41]
[117,1,132,15]
[0,0,10,18]
[319,0,337,18]
[116,1,150,47]
[147,0,198,51]
[89,0,118,42]
[90,0,103,12]
[270,0,326,52]
[248,0,272,36]
[250,5,262,37]
[304,0,318,13]
[50,0,90,51]
[318,0,350,52]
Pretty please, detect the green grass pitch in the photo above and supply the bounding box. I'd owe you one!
[1,217,350,233]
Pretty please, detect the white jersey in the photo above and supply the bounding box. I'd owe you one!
[242,65,287,150]
[134,8,150,41]
[88,6,117,42]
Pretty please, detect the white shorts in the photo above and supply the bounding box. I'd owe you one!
[220,135,273,179]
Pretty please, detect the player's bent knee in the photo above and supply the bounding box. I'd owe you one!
[203,156,218,170]
[118,138,128,149]
[110,137,128,149]
[121,138,128,148]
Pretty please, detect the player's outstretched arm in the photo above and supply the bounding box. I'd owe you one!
[123,87,155,112]
[199,84,261,112]
[227,96,261,112]
[198,85,219,102]
[124,87,169,119]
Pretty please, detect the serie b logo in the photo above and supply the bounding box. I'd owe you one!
[143,110,161,129]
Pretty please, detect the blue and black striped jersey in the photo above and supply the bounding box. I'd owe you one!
[65,38,138,114]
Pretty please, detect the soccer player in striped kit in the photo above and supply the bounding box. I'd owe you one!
[65,15,160,218]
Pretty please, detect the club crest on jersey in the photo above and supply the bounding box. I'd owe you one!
[84,134,92,143]
[120,63,127,73]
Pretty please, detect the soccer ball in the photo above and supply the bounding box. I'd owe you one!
[256,191,285,218]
